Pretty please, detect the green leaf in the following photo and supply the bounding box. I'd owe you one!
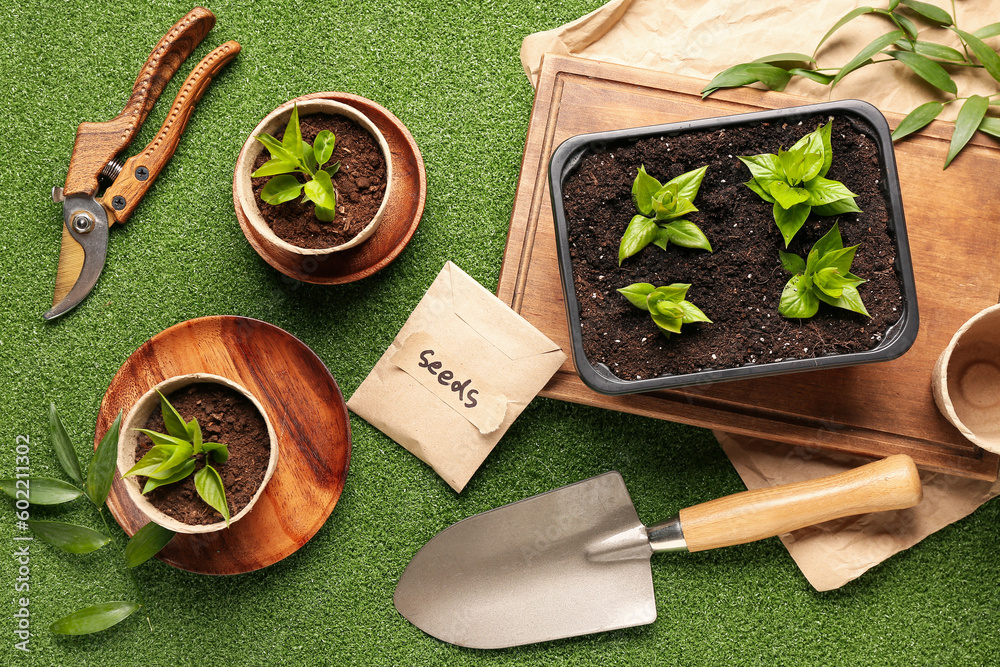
[304,168,337,211]
[313,130,336,166]
[650,284,691,302]
[946,95,990,168]
[889,0,901,10]
[188,418,203,454]
[49,403,83,484]
[202,442,229,464]
[815,245,859,276]
[133,429,192,449]
[665,165,708,203]
[812,198,863,216]
[86,412,120,508]
[743,64,792,91]
[677,300,712,324]
[900,0,953,25]
[314,205,336,222]
[0,477,82,505]
[978,116,1000,139]
[768,181,812,208]
[122,445,173,480]
[261,174,304,205]
[650,311,683,335]
[281,104,304,159]
[618,283,656,310]
[886,50,958,94]
[154,442,193,475]
[897,39,965,62]
[777,148,821,186]
[815,7,875,56]
[779,274,820,318]
[255,133,298,165]
[817,282,871,317]
[812,221,844,257]
[702,63,763,97]
[889,11,920,40]
[973,22,1000,39]
[302,141,319,175]
[814,266,846,298]
[660,220,712,251]
[50,602,139,635]
[779,250,806,274]
[28,520,109,554]
[745,177,777,203]
[952,28,1000,83]
[324,161,341,178]
[804,177,858,206]
[831,31,905,88]
[124,522,176,568]
[651,185,698,221]
[142,459,196,494]
[738,154,784,183]
[251,157,299,178]
[194,465,230,524]
[816,122,834,177]
[892,101,945,141]
[753,52,817,65]
[786,68,836,85]
[773,202,812,247]
[618,215,658,264]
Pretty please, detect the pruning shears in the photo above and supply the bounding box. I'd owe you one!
[45,7,239,320]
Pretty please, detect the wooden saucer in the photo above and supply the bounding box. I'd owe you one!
[96,316,351,574]
[234,92,426,284]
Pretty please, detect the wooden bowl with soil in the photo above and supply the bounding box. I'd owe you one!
[117,373,279,534]
[234,97,393,258]
[549,100,919,394]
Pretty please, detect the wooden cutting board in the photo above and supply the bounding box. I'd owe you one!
[497,55,1000,480]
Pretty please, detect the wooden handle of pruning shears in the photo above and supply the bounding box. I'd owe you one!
[63,7,216,198]
[102,40,240,224]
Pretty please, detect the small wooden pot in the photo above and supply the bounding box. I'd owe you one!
[932,304,1000,453]
[234,97,394,256]
[117,373,279,534]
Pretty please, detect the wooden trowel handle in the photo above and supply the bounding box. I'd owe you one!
[679,454,922,553]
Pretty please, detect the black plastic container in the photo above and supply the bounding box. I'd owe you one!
[549,100,919,395]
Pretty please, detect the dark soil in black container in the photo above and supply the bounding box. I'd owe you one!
[560,113,904,381]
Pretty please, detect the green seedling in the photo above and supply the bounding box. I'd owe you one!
[618,165,713,264]
[739,121,861,247]
[123,392,230,525]
[618,282,712,337]
[778,222,870,319]
[253,104,340,221]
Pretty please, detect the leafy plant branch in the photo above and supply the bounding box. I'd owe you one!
[0,405,176,634]
[703,0,1000,167]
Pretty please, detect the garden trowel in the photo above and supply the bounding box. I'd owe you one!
[394,455,922,648]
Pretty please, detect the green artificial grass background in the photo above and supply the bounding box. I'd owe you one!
[1,1,998,664]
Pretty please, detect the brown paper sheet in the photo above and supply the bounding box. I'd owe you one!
[521,0,1000,122]
[520,0,1000,589]
[347,262,567,492]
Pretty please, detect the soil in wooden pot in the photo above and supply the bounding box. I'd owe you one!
[133,383,271,526]
[561,113,905,381]
[251,112,388,249]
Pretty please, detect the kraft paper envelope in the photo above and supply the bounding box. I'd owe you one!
[347,262,567,492]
